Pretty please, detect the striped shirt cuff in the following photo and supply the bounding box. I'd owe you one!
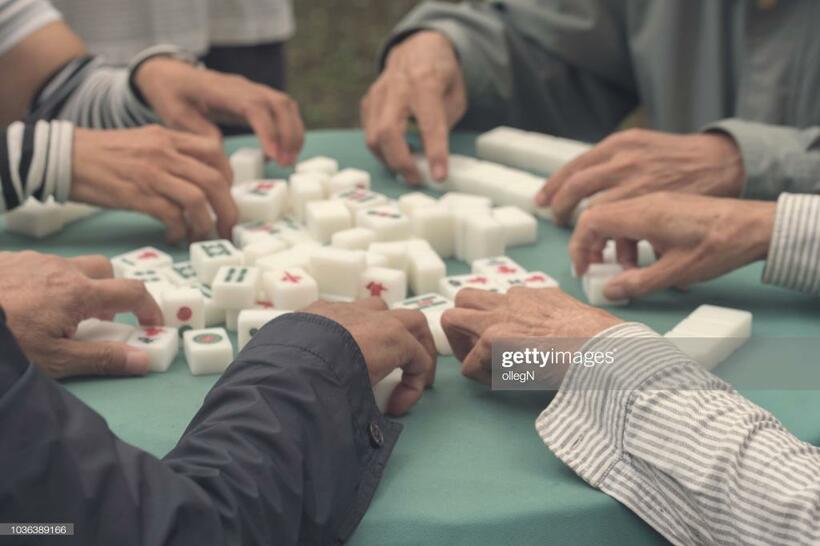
[1,120,74,212]
[536,323,726,543]
[762,193,820,295]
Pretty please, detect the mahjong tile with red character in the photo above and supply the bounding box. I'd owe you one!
[471,256,526,277]
[127,326,179,372]
[438,274,502,299]
[111,247,172,278]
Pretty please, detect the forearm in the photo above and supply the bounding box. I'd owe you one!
[0,313,397,545]
[384,0,637,139]
[164,313,400,544]
[538,323,820,545]
[762,193,820,295]
[706,119,820,200]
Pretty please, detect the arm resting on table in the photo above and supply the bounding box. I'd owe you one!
[537,323,820,545]
[0,312,398,545]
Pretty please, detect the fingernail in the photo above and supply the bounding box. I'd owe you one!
[605,285,627,301]
[431,162,446,181]
[125,349,151,375]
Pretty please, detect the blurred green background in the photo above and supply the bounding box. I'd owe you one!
[289,0,426,129]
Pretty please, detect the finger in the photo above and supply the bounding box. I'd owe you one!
[152,174,214,241]
[440,308,498,362]
[569,202,651,276]
[276,95,304,164]
[410,87,449,181]
[86,278,163,326]
[378,118,418,184]
[169,152,237,239]
[604,254,689,300]
[69,255,113,279]
[454,288,505,311]
[169,130,232,185]
[536,143,614,206]
[615,238,638,268]
[264,93,302,165]
[243,99,284,165]
[550,162,622,225]
[388,333,434,416]
[51,339,151,378]
[461,335,492,385]
[440,309,479,362]
[391,308,437,386]
[139,195,188,244]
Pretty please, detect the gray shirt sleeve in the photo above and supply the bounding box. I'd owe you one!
[762,193,820,295]
[706,118,820,200]
[384,0,639,141]
[537,322,820,545]
[0,0,61,56]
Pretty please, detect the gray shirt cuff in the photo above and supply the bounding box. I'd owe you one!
[705,118,820,200]
[762,193,820,295]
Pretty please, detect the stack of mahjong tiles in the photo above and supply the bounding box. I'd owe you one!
[76,150,553,385]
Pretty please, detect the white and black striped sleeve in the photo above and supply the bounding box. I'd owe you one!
[27,55,160,128]
[536,322,820,545]
[0,120,73,212]
[762,193,820,296]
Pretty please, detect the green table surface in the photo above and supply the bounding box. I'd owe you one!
[2,130,819,545]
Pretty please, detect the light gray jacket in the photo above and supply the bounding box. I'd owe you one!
[387,0,820,199]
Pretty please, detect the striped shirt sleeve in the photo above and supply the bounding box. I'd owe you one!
[1,120,73,212]
[536,322,820,545]
[762,193,820,295]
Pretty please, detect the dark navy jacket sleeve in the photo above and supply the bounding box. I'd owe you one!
[0,311,401,546]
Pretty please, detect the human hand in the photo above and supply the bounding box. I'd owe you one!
[441,288,622,385]
[536,129,745,225]
[361,31,467,185]
[303,298,437,415]
[134,57,304,165]
[570,193,775,300]
[71,125,238,243]
[0,251,163,378]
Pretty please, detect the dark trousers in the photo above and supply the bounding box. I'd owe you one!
[201,41,287,135]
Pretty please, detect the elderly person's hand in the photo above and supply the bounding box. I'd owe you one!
[441,287,622,385]
[0,251,163,379]
[72,125,238,243]
[361,31,467,185]
[570,192,776,300]
[536,128,745,225]
[134,57,304,166]
[303,298,437,416]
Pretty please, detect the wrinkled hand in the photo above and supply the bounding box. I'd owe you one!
[441,288,622,385]
[361,31,467,185]
[536,129,745,225]
[134,57,304,165]
[303,298,437,415]
[570,193,775,300]
[71,125,238,243]
[0,251,163,378]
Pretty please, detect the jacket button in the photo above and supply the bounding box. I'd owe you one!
[369,421,384,448]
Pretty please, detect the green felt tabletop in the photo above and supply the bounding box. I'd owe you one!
[1,130,819,545]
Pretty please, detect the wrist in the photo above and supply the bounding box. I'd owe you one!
[740,200,776,261]
[702,132,745,197]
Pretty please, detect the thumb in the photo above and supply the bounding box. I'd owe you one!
[54,339,151,378]
[604,258,684,300]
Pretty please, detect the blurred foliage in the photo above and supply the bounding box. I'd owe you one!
[288,0,430,129]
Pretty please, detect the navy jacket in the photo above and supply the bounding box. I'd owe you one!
[0,311,400,545]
